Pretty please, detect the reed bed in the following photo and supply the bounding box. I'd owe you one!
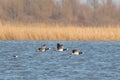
[0,23,120,41]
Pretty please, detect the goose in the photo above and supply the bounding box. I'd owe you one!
[37,44,51,52]
[57,43,68,52]
[72,49,83,55]
[13,55,18,58]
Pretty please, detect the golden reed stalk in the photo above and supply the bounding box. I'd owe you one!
[0,23,120,41]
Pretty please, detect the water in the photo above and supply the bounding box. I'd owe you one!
[0,40,120,80]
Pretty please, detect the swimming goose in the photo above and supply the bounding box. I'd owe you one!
[13,55,18,58]
[37,45,51,52]
[57,43,68,51]
[72,49,83,55]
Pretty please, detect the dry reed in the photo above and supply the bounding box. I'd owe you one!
[0,23,120,41]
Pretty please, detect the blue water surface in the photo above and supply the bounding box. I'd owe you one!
[0,40,120,80]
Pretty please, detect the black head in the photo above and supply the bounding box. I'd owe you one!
[79,51,83,54]
[46,48,51,51]
[63,48,68,51]
[57,43,61,48]
[57,43,60,46]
